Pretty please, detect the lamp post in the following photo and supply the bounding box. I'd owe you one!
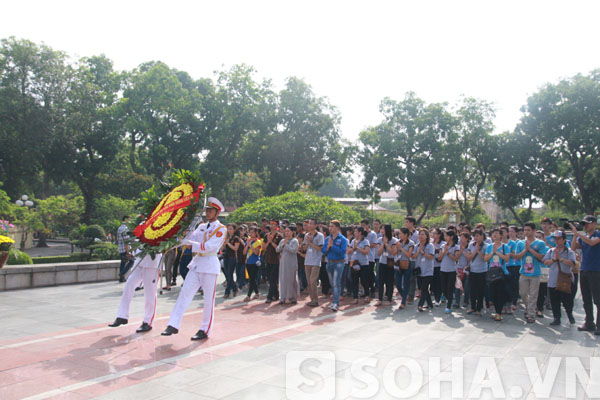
[15,195,33,250]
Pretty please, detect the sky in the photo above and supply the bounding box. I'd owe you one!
[2,0,599,143]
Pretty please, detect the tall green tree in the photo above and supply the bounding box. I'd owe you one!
[199,64,275,198]
[0,37,70,199]
[122,61,209,180]
[519,70,600,215]
[492,131,547,225]
[356,93,459,223]
[57,55,123,223]
[224,171,265,207]
[452,97,499,225]
[246,77,348,196]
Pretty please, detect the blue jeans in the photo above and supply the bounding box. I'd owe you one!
[395,266,412,305]
[326,261,345,306]
[298,265,308,291]
[236,261,247,289]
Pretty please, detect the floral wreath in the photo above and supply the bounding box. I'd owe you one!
[131,170,204,256]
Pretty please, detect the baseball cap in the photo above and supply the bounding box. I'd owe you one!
[581,215,596,225]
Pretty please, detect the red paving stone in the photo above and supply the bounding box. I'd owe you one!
[0,297,370,399]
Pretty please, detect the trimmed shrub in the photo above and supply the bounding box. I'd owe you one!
[7,248,33,265]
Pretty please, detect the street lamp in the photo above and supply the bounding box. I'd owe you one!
[15,195,33,208]
[15,195,33,250]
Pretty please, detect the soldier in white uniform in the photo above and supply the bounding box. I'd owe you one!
[108,251,163,333]
[161,197,226,340]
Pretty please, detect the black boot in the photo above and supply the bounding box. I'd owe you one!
[550,319,561,326]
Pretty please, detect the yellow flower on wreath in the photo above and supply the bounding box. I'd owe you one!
[142,183,194,241]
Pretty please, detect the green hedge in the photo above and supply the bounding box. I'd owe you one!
[32,252,90,264]
[229,192,360,224]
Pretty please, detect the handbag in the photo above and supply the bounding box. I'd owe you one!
[556,258,572,294]
[397,259,410,270]
[386,258,394,268]
[413,266,422,276]
[486,267,504,283]
[486,245,505,283]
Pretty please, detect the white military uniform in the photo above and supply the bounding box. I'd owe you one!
[116,252,162,326]
[166,217,226,335]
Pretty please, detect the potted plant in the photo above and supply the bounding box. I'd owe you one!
[0,220,15,268]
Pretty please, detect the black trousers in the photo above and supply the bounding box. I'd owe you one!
[537,282,548,312]
[580,270,600,327]
[549,287,574,321]
[378,265,394,301]
[351,265,370,299]
[171,251,181,283]
[246,263,259,296]
[490,276,509,315]
[418,276,433,307]
[440,271,456,308]
[507,265,521,305]
[432,267,442,302]
[369,261,377,293]
[469,272,486,312]
[266,263,279,300]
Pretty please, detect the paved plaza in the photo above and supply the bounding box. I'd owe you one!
[0,275,598,400]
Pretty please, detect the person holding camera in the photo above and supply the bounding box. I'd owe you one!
[571,216,600,334]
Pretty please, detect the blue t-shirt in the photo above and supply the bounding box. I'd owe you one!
[545,234,570,249]
[578,230,600,271]
[485,243,510,275]
[506,239,519,266]
[516,239,548,277]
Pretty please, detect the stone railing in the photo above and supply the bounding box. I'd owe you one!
[0,260,120,291]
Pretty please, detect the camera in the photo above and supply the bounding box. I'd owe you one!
[559,218,583,231]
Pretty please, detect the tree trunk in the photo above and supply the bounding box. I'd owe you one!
[36,231,49,247]
[508,207,523,226]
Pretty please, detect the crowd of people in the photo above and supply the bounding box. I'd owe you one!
[120,214,600,334]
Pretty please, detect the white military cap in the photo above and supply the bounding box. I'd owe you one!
[206,197,224,213]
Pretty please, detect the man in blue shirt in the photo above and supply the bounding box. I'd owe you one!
[515,222,548,323]
[322,220,348,312]
[571,216,600,334]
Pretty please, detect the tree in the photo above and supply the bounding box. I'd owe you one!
[31,195,83,246]
[518,70,600,214]
[199,64,275,199]
[0,37,70,199]
[229,192,360,224]
[453,97,499,225]
[121,61,208,180]
[224,171,265,207]
[318,175,354,198]
[57,55,123,223]
[246,77,349,196]
[356,93,459,223]
[492,131,546,225]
